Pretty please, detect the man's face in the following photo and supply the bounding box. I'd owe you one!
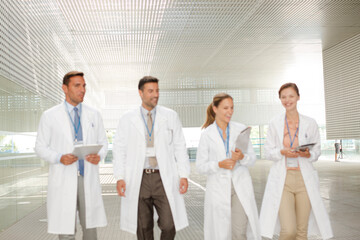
[62,76,86,106]
[139,82,159,110]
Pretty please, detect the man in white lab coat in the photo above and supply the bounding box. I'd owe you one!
[113,76,190,240]
[35,71,108,240]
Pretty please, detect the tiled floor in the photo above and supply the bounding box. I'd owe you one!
[0,160,359,239]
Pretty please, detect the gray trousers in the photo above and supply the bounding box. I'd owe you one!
[59,175,97,240]
[231,182,248,240]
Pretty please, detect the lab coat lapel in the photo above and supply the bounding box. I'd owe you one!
[208,123,227,157]
[298,114,308,145]
[154,108,167,138]
[229,122,239,151]
[81,107,92,143]
[61,102,75,144]
[276,113,286,147]
[130,110,146,137]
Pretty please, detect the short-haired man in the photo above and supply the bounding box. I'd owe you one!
[113,76,190,239]
[35,71,108,239]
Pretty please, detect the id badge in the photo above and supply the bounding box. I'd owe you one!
[146,147,156,157]
[286,157,299,168]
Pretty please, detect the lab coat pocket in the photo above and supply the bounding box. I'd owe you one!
[85,122,97,143]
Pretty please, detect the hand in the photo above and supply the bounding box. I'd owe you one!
[117,180,126,197]
[231,148,244,161]
[280,148,299,158]
[86,154,101,165]
[218,159,236,170]
[60,154,78,165]
[179,178,188,194]
[298,148,311,158]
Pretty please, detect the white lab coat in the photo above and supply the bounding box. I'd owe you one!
[112,105,190,234]
[260,113,333,239]
[35,102,108,234]
[196,121,261,240]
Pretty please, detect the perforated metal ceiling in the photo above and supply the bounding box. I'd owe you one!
[56,0,360,90]
[1,0,360,128]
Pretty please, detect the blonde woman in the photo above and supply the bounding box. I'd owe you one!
[196,93,261,240]
[260,83,333,240]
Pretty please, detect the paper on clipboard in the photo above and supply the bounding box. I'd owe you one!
[72,144,103,159]
[235,127,251,153]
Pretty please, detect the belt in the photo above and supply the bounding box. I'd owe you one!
[144,169,160,174]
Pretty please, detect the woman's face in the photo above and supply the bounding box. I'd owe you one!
[213,98,234,125]
[280,87,299,112]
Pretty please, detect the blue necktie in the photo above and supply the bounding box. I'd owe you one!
[74,107,84,176]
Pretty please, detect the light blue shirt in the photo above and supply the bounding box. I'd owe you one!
[65,101,82,140]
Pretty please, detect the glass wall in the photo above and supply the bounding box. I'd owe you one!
[0,77,55,232]
[319,125,360,162]
[0,0,102,231]
[0,133,48,231]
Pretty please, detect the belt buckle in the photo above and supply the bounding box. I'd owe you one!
[145,169,152,174]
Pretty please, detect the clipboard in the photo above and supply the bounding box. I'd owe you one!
[235,127,251,153]
[72,144,103,159]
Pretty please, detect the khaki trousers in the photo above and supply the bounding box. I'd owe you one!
[137,171,175,240]
[59,175,97,240]
[279,170,311,240]
[231,182,248,240]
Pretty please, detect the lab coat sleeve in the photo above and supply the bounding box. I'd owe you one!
[96,112,108,161]
[173,113,190,178]
[113,117,128,181]
[265,121,282,161]
[35,112,60,164]
[196,132,220,175]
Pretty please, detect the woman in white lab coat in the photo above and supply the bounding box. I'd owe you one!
[260,83,333,240]
[196,93,261,240]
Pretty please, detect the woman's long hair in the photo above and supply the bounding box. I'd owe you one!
[202,93,233,129]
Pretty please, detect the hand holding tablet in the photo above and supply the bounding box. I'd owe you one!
[292,143,316,152]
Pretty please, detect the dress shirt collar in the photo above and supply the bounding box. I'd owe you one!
[140,105,156,119]
[65,101,82,115]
